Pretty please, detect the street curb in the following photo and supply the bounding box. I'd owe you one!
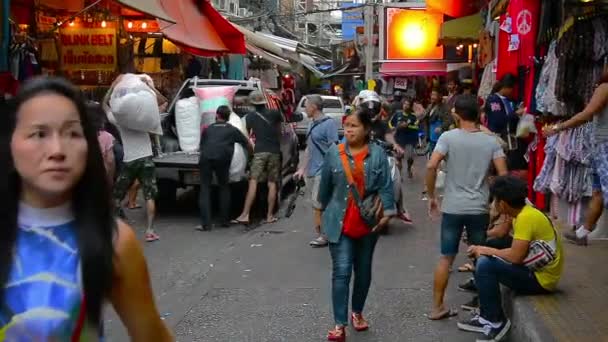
[502,287,557,342]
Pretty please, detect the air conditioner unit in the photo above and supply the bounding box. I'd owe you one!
[239,8,248,17]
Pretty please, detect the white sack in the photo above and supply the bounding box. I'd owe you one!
[109,74,162,135]
[175,96,201,152]
[227,112,248,182]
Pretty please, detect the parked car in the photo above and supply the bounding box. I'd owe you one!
[294,95,345,146]
[153,78,301,210]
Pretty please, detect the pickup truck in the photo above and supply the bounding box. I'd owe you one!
[154,78,301,209]
[294,95,345,147]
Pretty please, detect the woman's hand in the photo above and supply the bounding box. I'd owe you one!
[372,216,390,233]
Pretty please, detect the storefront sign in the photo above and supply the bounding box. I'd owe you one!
[394,78,407,90]
[36,13,58,32]
[385,8,444,60]
[59,28,117,71]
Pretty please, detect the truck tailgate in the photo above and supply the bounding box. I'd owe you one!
[153,152,199,169]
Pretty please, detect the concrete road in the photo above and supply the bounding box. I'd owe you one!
[105,158,479,342]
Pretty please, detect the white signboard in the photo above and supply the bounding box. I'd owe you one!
[394,77,408,90]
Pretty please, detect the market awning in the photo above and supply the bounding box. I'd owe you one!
[235,25,284,56]
[438,14,482,46]
[246,43,291,69]
[115,0,176,23]
[380,61,448,76]
[158,0,245,57]
[426,0,484,18]
[321,63,351,79]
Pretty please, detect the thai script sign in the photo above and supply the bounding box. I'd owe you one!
[59,28,117,71]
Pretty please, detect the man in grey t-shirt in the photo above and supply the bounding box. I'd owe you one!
[425,95,507,320]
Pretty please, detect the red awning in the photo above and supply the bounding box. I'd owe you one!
[380,61,448,76]
[158,0,245,57]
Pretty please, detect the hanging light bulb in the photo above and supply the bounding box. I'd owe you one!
[69,20,75,27]
[473,43,478,48]
[127,21,133,29]
[101,20,107,28]
[142,22,148,29]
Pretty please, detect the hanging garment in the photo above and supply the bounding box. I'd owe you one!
[478,60,497,102]
[478,30,494,68]
[39,39,58,62]
[228,54,244,80]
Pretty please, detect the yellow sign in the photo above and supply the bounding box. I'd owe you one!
[367,79,376,90]
[59,28,117,71]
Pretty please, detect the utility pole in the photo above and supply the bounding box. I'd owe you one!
[364,1,374,82]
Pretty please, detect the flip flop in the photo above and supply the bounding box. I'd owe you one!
[264,217,278,224]
[128,205,142,210]
[427,308,458,320]
[145,233,160,242]
[231,219,249,225]
[458,263,475,272]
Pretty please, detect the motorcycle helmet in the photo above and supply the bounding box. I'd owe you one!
[356,90,382,117]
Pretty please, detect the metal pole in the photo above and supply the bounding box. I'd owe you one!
[364,2,374,82]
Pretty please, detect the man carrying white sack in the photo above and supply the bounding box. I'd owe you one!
[104,74,165,242]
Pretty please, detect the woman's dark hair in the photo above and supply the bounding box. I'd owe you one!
[490,175,528,209]
[598,69,608,85]
[1,77,115,327]
[86,101,107,132]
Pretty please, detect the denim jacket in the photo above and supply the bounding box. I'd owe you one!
[315,143,397,243]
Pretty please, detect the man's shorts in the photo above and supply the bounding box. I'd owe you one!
[401,144,415,161]
[306,175,322,209]
[440,213,489,256]
[113,157,158,201]
[250,152,281,182]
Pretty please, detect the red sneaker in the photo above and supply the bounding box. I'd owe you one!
[398,212,413,225]
[327,326,346,341]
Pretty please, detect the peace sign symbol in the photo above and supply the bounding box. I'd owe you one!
[517,10,532,35]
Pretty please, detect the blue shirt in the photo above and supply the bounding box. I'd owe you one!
[316,143,397,243]
[485,93,518,134]
[306,115,339,177]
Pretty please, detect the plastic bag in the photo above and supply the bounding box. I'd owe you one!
[109,74,162,134]
[516,114,537,138]
[227,114,248,182]
[193,86,238,128]
[175,96,200,152]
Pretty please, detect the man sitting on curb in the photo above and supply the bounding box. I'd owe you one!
[460,176,564,342]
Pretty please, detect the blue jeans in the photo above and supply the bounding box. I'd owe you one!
[329,233,379,326]
[475,256,548,323]
[441,213,489,256]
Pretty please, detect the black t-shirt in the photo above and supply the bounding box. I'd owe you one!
[246,109,283,154]
[199,122,249,161]
[370,120,389,142]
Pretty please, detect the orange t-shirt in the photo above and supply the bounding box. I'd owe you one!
[342,147,369,236]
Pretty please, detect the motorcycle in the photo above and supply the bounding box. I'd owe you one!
[415,131,429,156]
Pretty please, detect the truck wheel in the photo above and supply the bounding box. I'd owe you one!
[157,178,177,210]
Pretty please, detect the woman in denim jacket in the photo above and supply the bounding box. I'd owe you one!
[316,108,397,341]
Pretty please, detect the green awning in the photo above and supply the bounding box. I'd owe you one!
[438,14,482,46]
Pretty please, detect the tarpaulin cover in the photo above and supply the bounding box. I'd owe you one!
[159,0,245,57]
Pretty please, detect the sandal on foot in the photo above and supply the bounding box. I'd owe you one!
[351,313,369,332]
[327,326,345,342]
[264,217,278,224]
[231,219,249,225]
[458,263,475,272]
[145,233,160,242]
[427,308,458,320]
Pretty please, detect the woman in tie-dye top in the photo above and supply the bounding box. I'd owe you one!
[0,77,172,341]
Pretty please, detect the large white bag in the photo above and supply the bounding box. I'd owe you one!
[228,112,248,182]
[175,96,201,152]
[109,74,162,135]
